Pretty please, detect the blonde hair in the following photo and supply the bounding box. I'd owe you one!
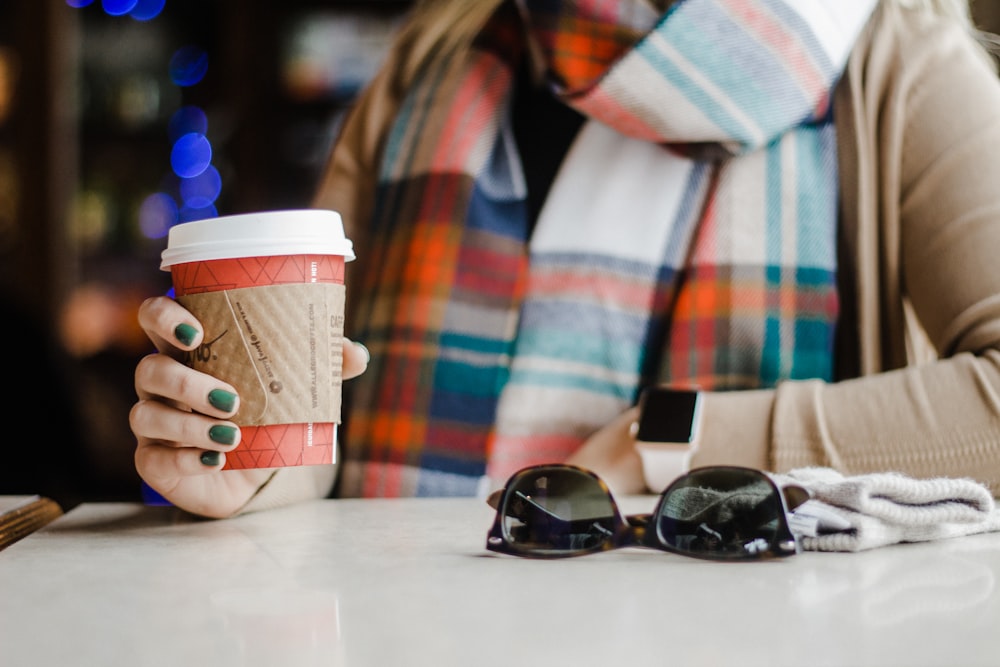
[392,0,506,85]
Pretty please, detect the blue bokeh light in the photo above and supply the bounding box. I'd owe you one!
[170,132,212,179]
[102,0,139,16]
[180,165,222,209]
[138,192,179,239]
[169,46,209,87]
[168,106,208,143]
[67,0,228,238]
[129,0,166,21]
[179,203,218,223]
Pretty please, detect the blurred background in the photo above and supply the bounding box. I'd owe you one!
[0,0,998,509]
[0,0,410,508]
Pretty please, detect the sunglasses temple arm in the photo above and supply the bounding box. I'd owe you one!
[511,491,571,522]
[781,484,811,512]
[485,489,503,510]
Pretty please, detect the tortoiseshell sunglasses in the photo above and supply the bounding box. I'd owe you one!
[487,464,808,560]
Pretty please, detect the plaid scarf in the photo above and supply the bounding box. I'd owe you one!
[338,0,877,497]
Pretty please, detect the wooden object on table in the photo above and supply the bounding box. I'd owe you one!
[0,496,63,551]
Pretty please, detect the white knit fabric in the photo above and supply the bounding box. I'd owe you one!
[773,467,1000,552]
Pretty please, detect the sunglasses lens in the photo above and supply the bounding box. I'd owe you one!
[654,468,794,559]
[500,467,617,556]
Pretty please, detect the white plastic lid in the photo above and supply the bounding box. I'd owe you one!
[160,209,355,270]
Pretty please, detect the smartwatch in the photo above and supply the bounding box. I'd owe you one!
[630,387,704,492]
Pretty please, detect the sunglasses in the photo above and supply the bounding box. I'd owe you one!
[486,464,808,560]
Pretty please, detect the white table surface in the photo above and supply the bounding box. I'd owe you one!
[1,497,999,667]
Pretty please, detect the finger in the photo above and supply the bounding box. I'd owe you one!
[130,399,241,450]
[135,439,232,482]
[135,353,240,417]
[137,296,203,352]
[343,339,370,380]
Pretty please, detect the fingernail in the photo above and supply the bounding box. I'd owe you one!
[208,389,237,413]
[200,450,222,467]
[209,425,238,445]
[356,341,370,364]
[175,323,199,346]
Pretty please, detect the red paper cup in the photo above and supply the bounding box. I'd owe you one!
[160,210,355,470]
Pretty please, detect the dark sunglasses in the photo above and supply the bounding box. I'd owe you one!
[486,464,808,560]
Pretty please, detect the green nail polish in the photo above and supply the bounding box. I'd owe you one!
[200,450,222,467]
[209,425,238,445]
[356,342,371,364]
[208,389,237,413]
[175,323,198,346]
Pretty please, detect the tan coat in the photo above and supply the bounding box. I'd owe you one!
[243,0,1000,511]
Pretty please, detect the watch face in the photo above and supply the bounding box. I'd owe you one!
[635,388,701,443]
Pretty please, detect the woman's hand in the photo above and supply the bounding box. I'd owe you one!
[129,296,369,518]
[564,407,647,496]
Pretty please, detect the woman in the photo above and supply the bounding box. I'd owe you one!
[131,0,1000,518]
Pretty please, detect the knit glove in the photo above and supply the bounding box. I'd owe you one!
[771,467,1000,552]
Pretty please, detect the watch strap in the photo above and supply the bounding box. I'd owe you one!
[634,441,698,493]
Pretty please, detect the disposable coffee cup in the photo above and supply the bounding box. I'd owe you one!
[160,210,355,470]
